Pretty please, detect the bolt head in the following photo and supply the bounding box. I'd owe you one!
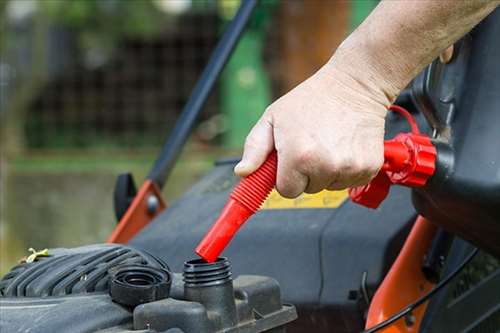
[147,195,159,214]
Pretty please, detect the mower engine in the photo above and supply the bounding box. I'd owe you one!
[0,244,296,333]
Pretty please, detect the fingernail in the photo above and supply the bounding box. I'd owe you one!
[234,162,244,171]
[234,161,247,174]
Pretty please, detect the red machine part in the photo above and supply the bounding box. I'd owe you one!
[365,216,437,332]
[349,106,437,209]
[108,180,166,244]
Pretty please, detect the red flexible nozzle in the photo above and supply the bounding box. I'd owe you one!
[196,151,278,262]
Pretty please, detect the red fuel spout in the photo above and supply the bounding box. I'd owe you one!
[196,151,278,262]
[196,105,436,261]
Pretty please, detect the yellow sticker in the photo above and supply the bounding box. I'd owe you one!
[261,189,348,209]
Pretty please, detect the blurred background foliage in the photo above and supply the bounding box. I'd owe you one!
[35,0,221,59]
[0,0,376,275]
[38,0,167,57]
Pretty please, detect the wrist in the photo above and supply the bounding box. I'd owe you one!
[314,53,389,119]
[326,37,410,107]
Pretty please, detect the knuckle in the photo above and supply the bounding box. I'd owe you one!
[304,187,321,194]
[277,183,302,199]
[321,156,339,173]
[340,154,380,176]
[276,172,307,199]
[305,175,327,194]
[294,146,317,166]
[328,179,348,191]
[336,155,356,172]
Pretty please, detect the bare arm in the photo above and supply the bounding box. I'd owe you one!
[334,0,500,103]
[235,1,499,198]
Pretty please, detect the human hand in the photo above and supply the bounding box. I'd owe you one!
[234,59,392,198]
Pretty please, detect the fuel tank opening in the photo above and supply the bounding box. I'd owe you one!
[183,257,238,328]
[183,257,232,287]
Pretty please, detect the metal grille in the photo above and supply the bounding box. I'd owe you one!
[2,1,345,150]
[24,11,220,148]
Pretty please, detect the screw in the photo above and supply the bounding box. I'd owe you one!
[147,195,159,214]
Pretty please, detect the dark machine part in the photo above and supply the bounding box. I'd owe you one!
[130,165,418,333]
[134,257,297,333]
[128,111,429,333]
[183,258,238,330]
[421,239,500,332]
[410,8,500,258]
[0,246,295,333]
[421,229,454,283]
[109,264,172,307]
[114,173,138,221]
[0,244,167,297]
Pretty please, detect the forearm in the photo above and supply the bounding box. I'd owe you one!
[329,0,499,106]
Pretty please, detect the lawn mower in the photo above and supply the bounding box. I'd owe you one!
[1,1,499,332]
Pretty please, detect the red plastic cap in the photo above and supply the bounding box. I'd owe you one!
[385,133,436,187]
[350,133,437,209]
[196,151,278,262]
[349,172,392,209]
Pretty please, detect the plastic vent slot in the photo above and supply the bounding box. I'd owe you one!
[469,308,500,333]
[0,244,167,297]
[451,252,500,300]
[421,240,500,333]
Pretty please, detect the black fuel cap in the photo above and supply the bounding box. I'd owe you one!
[109,264,171,308]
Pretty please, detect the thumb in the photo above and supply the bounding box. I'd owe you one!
[234,115,274,177]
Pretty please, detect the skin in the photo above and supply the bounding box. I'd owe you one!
[235,0,499,198]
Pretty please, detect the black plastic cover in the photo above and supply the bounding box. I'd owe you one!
[0,244,167,297]
[134,273,297,333]
[421,240,500,332]
[411,8,500,257]
[0,294,134,333]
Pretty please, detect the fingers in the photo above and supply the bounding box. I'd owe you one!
[234,60,387,197]
[326,166,373,190]
[275,147,309,198]
[278,145,383,196]
[304,164,338,194]
[236,119,383,197]
[234,113,274,177]
[327,154,383,190]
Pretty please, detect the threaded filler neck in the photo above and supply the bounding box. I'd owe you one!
[183,257,232,287]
